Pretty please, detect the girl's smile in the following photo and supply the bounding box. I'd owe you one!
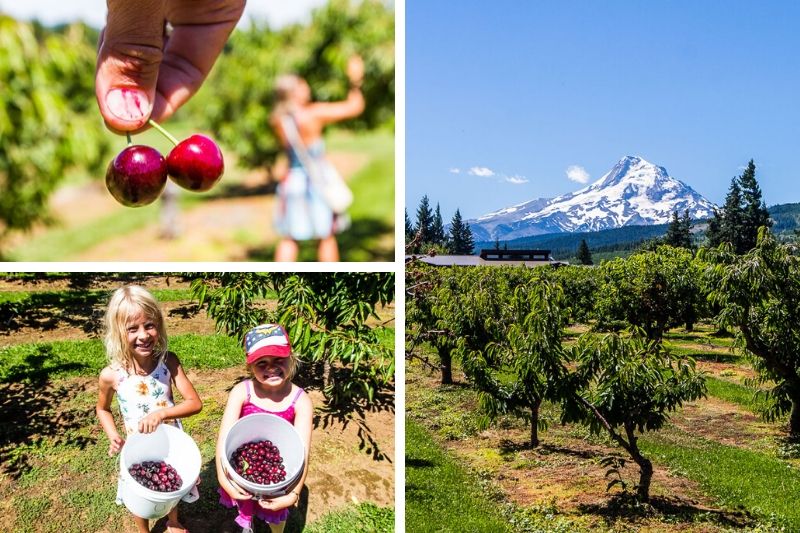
[254,357,289,386]
[126,312,159,359]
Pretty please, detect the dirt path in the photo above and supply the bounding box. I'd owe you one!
[9,152,368,262]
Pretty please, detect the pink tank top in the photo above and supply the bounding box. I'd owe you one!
[240,380,303,423]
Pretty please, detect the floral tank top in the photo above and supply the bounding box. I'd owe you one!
[113,359,182,435]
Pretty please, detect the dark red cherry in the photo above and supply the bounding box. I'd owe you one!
[166,134,224,192]
[105,145,167,207]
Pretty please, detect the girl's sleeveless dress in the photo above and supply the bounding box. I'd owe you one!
[113,359,183,504]
[274,139,348,240]
[218,380,305,527]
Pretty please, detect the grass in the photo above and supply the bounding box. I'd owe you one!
[0,287,197,305]
[405,418,515,532]
[0,333,242,383]
[252,130,395,262]
[705,376,771,414]
[641,430,800,529]
[301,502,393,532]
[8,127,393,262]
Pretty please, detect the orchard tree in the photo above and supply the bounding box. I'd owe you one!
[594,246,704,339]
[194,0,394,172]
[542,265,599,324]
[561,331,706,501]
[701,229,800,436]
[450,269,568,447]
[191,272,394,404]
[0,19,111,252]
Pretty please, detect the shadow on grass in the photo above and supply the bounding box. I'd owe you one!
[0,347,94,479]
[245,216,393,262]
[577,493,754,529]
[405,457,435,468]
[0,274,168,336]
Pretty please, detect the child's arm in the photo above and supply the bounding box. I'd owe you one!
[215,381,253,500]
[138,352,203,433]
[259,388,313,512]
[96,367,125,456]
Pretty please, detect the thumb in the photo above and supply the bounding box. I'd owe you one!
[96,0,166,131]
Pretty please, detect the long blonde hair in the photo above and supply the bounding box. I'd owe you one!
[104,285,168,372]
[272,73,303,119]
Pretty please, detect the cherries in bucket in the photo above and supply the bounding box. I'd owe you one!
[230,440,287,485]
[128,460,183,493]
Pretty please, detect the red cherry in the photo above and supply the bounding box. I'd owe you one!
[167,134,224,192]
[106,145,167,207]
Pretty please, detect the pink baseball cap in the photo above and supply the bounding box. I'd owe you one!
[244,324,292,364]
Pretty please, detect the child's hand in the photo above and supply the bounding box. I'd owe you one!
[222,476,253,501]
[257,491,299,512]
[138,411,165,434]
[108,435,125,457]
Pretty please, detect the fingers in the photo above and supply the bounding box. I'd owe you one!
[108,436,125,456]
[96,0,244,131]
[138,413,162,433]
[96,0,167,131]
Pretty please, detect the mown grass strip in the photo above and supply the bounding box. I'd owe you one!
[406,418,514,532]
[641,431,800,528]
[705,376,770,415]
[0,333,242,382]
[0,287,199,305]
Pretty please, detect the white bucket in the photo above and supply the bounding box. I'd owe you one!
[119,424,202,519]
[222,413,305,498]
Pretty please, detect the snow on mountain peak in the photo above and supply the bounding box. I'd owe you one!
[466,156,717,241]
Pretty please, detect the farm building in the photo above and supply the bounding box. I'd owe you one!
[407,249,569,268]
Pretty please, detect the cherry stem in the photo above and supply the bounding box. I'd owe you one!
[126,132,132,147]
[147,119,179,146]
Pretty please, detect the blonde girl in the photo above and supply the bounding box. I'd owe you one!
[96,285,202,533]
[216,324,313,533]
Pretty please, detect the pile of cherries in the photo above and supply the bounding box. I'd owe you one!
[128,460,183,492]
[106,120,224,207]
[231,439,287,485]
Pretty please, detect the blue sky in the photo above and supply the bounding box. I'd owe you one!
[407,0,800,222]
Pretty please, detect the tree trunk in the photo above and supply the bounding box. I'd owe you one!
[323,360,333,391]
[530,398,541,448]
[789,395,800,439]
[438,347,452,385]
[625,423,652,501]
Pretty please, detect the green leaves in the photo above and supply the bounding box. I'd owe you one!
[0,19,111,245]
[191,273,394,405]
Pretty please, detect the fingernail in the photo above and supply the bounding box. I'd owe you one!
[106,88,151,122]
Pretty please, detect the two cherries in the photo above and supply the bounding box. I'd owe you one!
[106,120,224,207]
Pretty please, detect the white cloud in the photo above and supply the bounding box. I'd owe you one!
[468,166,495,177]
[505,175,529,185]
[566,165,590,184]
[449,168,461,174]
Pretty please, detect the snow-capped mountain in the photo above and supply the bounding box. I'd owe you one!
[467,156,716,241]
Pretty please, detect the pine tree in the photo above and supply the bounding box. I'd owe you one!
[576,239,593,265]
[706,208,723,248]
[449,209,475,255]
[405,208,414,247]
[431,203,447,246]
[719,178,746,253]
[414,195,434,251]
[738,159,772,251]
[664,210,692,249]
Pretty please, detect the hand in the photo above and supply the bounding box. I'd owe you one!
[108,434,125,457]
[96,0,245,132]
[138,411,165,434]
[222,475,253,501]
[257,491,299,512]
[346,55,365,87]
